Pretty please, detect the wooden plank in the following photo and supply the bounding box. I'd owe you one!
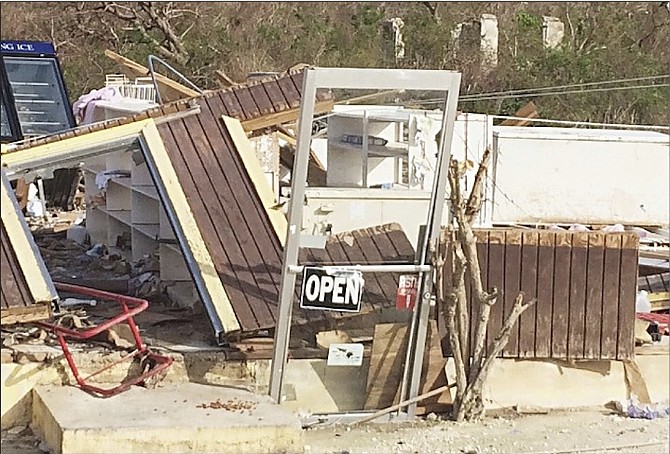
[568,233,588,359]
[104,50,199,102]
[262,79,290,112]
[487,230,505,355]
[584,233,605,359]
[144,121,241,333]
[535,231,555,357]
[551,231,571,358]
[222,116,288,244]
[416,321,451,415]
[518,231,539,358]
[182,111,278,328]
[287,72,305,108]
[234,87,261,120]
[216,90,242,119]
[160,118,268,330]
[600,234,622,359]
[502,230,522,357]
[364,321,449,413]
[383,223,416,262]
[240,99,334,132]
[336,231,386,308]
[618,234,639,360]
[352,229,397,306]
[247,83,275,116]
[277,73,302,109]
[364,323,410,410]
[1,304,51,325]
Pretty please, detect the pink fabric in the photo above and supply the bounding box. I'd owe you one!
[72,86,122,125]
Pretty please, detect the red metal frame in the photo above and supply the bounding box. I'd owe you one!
[36,282,173,397]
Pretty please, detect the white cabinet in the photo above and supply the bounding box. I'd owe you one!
[83,149,194,289]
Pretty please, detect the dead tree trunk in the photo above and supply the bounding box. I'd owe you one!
[433,148,535,422]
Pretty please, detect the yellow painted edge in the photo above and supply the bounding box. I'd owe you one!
[1,120,151,169]
[222,115,288,245]
[141,122,241,333]
[0,180,55,304]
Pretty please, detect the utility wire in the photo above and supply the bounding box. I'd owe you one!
[335,75,669,106]
[459,74,669,99]
[406,83,668,105]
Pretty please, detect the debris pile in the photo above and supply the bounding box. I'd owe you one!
[196,398,258,413]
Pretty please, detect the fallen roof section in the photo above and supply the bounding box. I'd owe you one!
[2,66,333,156]
[1,172,57,324]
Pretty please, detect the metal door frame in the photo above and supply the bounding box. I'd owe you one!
[269,67,461,417]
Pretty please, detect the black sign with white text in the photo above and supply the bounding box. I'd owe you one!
[299,267,363,312]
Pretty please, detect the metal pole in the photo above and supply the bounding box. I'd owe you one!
[269,69,318,403]
[288,264,431,274]
[404,75,461,415]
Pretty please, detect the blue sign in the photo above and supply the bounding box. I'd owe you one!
[0,40,56,56]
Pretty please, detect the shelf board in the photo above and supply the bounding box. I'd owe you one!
[331,141,408,158]
[99,207,132,226]
[133,223,160,240]
[161,242,184,255]
[133,184,159,200]
[108,176,133,190]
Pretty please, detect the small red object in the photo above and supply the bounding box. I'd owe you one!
[396,275,419,311]
[36,282,173,398]
[636,312,669,335]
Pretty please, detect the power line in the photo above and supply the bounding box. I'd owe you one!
[457,83,669,103]
[459,74,669,100]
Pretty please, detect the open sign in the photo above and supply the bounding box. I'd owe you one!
[300,267,364,312]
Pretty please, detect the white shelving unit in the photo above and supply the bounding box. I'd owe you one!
[326,108,443,190]
[83,149,197,305]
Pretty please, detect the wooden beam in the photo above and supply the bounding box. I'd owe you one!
[104,50,199,102]
[240,99,334,132]
[500,101,539,126]
[223,116,288,245]
[1,304,52,325]
[215,70,237,87]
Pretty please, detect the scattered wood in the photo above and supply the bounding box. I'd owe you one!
[499,101,539,126]
[622,359,652,404]
[315,330,353,350]
[104,50,200,102]
[350,382,456,426]
[240,99,334,132]
[215,70,237,87]
[364,321,450,415]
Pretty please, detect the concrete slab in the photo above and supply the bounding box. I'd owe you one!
[32,383,304,454]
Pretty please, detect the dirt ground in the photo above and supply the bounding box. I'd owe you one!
[2,406,667,454]
[303,407,669,454]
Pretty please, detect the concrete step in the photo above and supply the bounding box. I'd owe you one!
[32,383,304,454]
